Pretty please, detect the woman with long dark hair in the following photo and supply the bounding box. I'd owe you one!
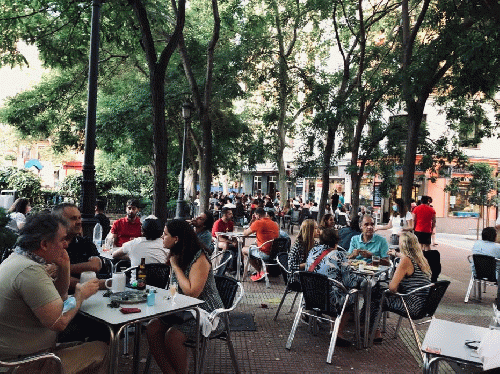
[7,197,31,231]
[146,219,223,374]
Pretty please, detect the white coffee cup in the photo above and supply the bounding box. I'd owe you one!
[105,272,126,293]
[80,271,97,284]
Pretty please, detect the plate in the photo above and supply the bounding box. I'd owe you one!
[365,265,380,271]
[110,290,148,304]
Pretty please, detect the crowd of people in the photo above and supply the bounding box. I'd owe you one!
[2,190,500,372]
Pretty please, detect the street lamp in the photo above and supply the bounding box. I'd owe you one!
[175,101,193,219]
[81,0,104,237]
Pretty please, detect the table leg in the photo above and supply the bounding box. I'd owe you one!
[132,322,141,374]
[194,308,201,374]
[364,280,372,348]
[236,238,243,281]
[107,325,118,374]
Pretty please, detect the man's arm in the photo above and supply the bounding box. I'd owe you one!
[70,257,102,275]
[33,279,100,332]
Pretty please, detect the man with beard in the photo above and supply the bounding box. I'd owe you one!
[52,203,102,290]
[189,211,215,254]
[111,199,142,247]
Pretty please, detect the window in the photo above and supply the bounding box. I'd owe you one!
[253,176,262,194]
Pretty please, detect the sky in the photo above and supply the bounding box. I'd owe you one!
[0,41,46,106]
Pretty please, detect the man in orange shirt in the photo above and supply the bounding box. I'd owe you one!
[242,207,279,281]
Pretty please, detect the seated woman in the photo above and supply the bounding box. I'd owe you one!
[288,219,319,282]
[338,216,361,251]
[319,213,335,231]
[146,219,224,374]
[112,216,168,279]
[370,231,431,343]
[306,228,366,347]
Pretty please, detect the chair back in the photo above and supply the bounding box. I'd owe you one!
[215,251,233,276]
[336,215,347,227]
[276,252,289,284]
[145,263,170,289]
[473,254,498,283]
[415,280,450,320]
[271,237,290,259]
[298,271,335,315]
[215,275,238,309]
[291,209,300,223]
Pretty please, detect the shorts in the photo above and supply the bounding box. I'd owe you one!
[414,231,431,245]
[249,246,271,261]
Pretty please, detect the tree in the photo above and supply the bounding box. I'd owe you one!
[467,163,498,237]
[0,167,41,200]
[0,0,187,224]
[399,0,500,207]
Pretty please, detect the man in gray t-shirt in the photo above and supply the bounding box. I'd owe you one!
[0,213,107,373]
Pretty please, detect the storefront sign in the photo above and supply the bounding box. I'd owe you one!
[373,182,382,207]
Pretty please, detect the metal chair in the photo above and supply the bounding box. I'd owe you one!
[370,280,451,353]
[213,251,234,276]
[244,237,289,288]
[194,275,244,374]
[287,209,301,235]
[143,275,244,374]
[0,352,63,373]
[464,254,499,303]
[286,271,360,364]
[273,252,301,321]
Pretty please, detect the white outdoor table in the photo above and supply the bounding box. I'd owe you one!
[79,287,203,374]
[421,318,487,373]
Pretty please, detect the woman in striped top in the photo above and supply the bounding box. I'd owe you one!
[370,231,431,342]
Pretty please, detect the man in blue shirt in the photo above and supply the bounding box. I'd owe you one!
[348,214,389,263]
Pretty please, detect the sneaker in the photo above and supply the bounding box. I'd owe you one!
[251,271,267,282]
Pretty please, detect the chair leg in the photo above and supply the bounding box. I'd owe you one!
[286,295,304,350]
[289,292,300,313]
[394,315,403,338]
[382,311,387,333]
[464,275,474,303]
[198,338,208,374]
[477,280,482,302]
[273,287,290,321]
[261,260,270,289]
[225,326,240,374]
[123,325,129,355]
[242,255,250,282]
[143,352,152,374]
[352,293,361,350]
[327,294,350,364]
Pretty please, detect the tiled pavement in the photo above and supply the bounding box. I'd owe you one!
[117,217,494,373]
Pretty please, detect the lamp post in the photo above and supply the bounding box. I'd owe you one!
[81,0,104,237]
[175,101,192,220]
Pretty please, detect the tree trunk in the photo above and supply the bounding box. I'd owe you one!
[401,103,424,208]
[150,70,168,225]
[318,125,336,223]
[350,171,362,220]
[198,111,212,212]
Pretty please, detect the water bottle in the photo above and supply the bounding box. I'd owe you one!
[93,223,102,249]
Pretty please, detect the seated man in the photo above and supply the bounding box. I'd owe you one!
[242,207,279,281]
[52,203,102,290]
[190,211,215,254]
[111,199,142,248]
[471,227,500,278]
[348,214,389,264]
[0,213,108,373]
[211,207,237,252]
[95,199,111,240]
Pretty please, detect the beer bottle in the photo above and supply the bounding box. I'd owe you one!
[137,258,147,290]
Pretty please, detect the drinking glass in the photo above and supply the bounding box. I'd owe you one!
[372,255,380,267]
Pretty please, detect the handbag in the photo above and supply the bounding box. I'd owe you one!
[308,248,334,272]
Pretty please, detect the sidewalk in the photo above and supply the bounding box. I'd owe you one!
[117,219,495,373]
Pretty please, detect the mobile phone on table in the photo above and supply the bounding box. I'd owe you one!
[120,307,141,314]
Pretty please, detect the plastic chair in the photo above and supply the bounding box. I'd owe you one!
[370,280,451,352]
[285,271,360,364]
[464,254,499,303]
[273,252,301,321]
[0,352,63,373]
